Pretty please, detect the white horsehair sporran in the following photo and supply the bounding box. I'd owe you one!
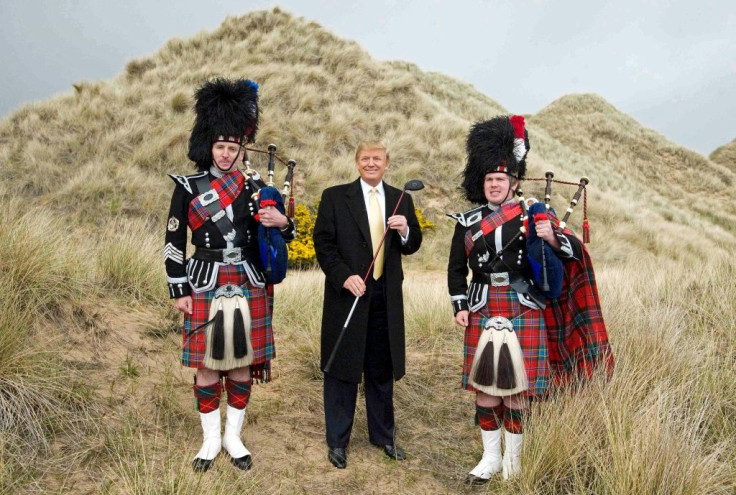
[469,315,528,396]
[202,283,254,370]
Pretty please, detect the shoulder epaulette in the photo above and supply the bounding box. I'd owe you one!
[168,171,208,194]
[446,205,485,227]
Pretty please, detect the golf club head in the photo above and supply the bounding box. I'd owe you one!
[403,179,425,191]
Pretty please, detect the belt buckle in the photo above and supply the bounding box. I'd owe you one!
[198,190,219,206]
[492,274,508,284]
[222,247,242,264]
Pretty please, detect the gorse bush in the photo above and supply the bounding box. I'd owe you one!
[415,206,434,230]
[287,203,318,269]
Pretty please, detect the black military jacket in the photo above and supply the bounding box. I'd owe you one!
[164,169,295,298]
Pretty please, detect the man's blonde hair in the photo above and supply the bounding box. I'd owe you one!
[354,141,390,163]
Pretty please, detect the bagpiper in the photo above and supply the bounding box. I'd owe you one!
[447,115,613,483]
[164,78,295,472]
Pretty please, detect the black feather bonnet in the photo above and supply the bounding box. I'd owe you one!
[188,78,259,171]
[461,115,530,204]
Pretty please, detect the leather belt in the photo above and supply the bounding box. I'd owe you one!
[472,271,512,286]
[193,247,244,264]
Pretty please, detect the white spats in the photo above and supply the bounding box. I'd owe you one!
[194,410,222,461]
[163,243,184,264]
[502,431,523,480]
[222,405,250,460]
[468,428,502,480]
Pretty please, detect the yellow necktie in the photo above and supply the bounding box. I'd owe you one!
[369,187,385,279]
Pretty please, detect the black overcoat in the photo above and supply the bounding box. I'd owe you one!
[313,179,422,383]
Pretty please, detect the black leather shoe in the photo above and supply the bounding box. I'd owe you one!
[373,443,406,461]
[328,447,347,469]
[192,457,215,472]
[231,454,252,471]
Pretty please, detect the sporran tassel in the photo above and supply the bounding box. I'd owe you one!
[211,302,225,360]
[473,341,495,386]
[496,342,517,389]
[233,302,248,358]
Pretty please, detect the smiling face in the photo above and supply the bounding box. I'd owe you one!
[211,141,243,173]
[484,172,517,205]
[355,147,389,187]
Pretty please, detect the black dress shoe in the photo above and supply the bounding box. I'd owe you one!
[231,454,252,471]
[192,457,215,472]
[373,443,406,461]
[328,447,347,469]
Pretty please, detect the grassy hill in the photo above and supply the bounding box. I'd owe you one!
[710,138,736,171]
[1,8,734,495]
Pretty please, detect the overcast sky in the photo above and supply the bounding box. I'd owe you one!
[1,0,734,155]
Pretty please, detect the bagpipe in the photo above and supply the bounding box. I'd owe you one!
[516,172,590,298]
[474,172,591,301]
[240,142,297,284]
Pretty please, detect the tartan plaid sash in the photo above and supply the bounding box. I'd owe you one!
[188,171,245,231]
[523,207,614,382]
[463,202,523,257]
[540,210,614,382]
[544,245,614,383]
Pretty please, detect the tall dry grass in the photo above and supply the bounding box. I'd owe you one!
[0,7,735,494]
[0,197,95,493]
[709,138,736,170]
[0,207,733,493]
[96,219,168,304]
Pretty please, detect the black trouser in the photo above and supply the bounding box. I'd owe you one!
[324,277,394,448]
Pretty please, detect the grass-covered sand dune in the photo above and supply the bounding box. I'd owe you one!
[710,138,736,171]
[1,8,734,494]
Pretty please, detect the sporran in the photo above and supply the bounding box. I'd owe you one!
[469,316,528,396]
[203,284,254,370]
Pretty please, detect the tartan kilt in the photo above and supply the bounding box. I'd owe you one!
[182,263,275,381]
[463,285,549,398]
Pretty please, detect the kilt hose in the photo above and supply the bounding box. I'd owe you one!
[463,285,549,398]
[182,263,275,382]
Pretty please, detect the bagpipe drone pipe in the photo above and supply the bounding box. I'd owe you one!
[516,172,590,299]
[241,143,297,284]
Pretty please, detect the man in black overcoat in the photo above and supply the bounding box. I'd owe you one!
[313,140,422,468]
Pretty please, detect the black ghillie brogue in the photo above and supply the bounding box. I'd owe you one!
[231,454,252,471]
[192,457,215,472]
[465,473,491,486]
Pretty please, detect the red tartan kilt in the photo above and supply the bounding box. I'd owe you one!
[182,263,274,371]
[463,285,550,398]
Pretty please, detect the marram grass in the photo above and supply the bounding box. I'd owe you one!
[0,199,94,493]
[1,211,734,493]
[0,7,735,494]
